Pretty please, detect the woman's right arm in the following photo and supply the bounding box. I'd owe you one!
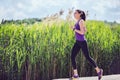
[70,26,75,31]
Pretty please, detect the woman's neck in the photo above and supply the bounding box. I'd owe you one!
[76,18,81,21]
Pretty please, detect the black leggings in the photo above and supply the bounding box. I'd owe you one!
[71,40,97,69]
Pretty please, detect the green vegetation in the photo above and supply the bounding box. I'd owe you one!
[1,18,41,25]
[0,20,120,80]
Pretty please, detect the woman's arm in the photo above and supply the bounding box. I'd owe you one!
[74,19,87,35]
[70,26,75,30]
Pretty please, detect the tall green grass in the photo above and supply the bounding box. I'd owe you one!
[0,20,119,80]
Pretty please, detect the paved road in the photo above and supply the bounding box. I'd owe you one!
[53,74,120,80]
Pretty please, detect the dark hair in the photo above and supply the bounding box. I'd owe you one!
[76,9,86,21]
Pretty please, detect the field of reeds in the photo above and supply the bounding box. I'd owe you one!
[0,10,120,80]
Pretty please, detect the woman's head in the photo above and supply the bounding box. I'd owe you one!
[74,9,86,21]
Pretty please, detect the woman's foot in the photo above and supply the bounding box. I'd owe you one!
[72,74,79,80]
[72,69,79,79]
[97,69,103,80]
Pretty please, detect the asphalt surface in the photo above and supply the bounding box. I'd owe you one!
[53,74,120,80]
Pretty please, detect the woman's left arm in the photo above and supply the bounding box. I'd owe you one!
[74,20,87,35]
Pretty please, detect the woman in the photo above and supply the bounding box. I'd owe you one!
[71,9,103,80]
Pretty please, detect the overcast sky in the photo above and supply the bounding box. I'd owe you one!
[0,0,120,23]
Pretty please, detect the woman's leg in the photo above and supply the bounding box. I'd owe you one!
[81,41,103,79]
[71,41,81,76]
[81,41,99,71]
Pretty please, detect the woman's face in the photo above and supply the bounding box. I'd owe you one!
[74,11,81,20]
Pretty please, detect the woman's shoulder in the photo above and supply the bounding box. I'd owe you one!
[79,19,85,22]
[79,19,85,24]
[78,19,86,27]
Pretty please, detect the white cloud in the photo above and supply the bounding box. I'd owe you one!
[13,11,28,20]
[0,0,120,23]
[71,0,79,9]
[15,0,70,13]
[117,19,120,23]
[0,6,27,20]
[87,0,120,22]
[0,7,5,17]
[17,2,25,9]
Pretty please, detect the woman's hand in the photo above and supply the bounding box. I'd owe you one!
[70,26,75,31]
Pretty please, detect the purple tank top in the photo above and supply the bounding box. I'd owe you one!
[74,19,86,41]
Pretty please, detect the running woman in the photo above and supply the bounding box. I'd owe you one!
[71,9,103,80]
